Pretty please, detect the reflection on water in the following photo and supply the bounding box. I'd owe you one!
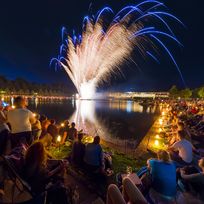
[3,96,160,150]
[34,98,39,108]
[67,100,159,148]
[70,100,110,142]
[27,99,159,149]
[108,100,157,114]
[109,100,143,113]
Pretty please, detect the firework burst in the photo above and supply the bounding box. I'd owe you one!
[51,0,185,99]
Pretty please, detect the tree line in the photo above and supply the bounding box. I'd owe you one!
[1,75,203,98]
[169,85,204,99]
[0,76,74,96]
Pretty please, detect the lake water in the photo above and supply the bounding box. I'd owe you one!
[28,99,160,149]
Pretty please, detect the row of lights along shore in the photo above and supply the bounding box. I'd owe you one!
[153,104,170,149]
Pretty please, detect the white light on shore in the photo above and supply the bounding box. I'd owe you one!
[154,140,159,147]
[57,135,62,143]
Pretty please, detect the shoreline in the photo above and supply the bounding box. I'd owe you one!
[100,114,161,158]
[51,111,163,174]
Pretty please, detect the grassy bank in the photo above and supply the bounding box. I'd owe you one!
[49,144,152,175]
[48,114,160,175]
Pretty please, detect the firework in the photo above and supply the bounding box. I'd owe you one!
[51,0,185,99]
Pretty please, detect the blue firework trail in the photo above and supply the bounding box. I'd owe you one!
[96,7,114,23]
[51,0,186,97]
[146,51,160,64]
[150,34,186,87]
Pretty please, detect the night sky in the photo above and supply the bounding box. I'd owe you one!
[0,0,203,92]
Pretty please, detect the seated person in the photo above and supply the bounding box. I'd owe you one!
[39,132,53,148]
[167,125,179,145]
[67,122,77,141]
[147,150,177,202]
[168,130,195,166]
[22,142,64,195]
[93,177,147,204]
[40,115,50,138]
[178,122,191,141]
[71,133,85,167]
[47,119,58,141]
[32,114,42,141]
[59,120,70,143]
[84,136,104,174]
[192,115,204,130]
[180,158,204,201]
[104,152,113,172]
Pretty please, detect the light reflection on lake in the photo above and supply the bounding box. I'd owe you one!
[28,99,159,149]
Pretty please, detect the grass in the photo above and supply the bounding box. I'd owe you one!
[49,144,153,175]
[49,145,71,159]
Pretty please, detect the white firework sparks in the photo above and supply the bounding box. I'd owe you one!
[51,0,185,99]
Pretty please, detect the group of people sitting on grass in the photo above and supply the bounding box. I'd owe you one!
[0,96,112,203]
[135,100,204,204]
[99,100,204,204]
[90,100,204,204]
[0,96,204,204]
[70,134,113,176]
[0,96,79,152]
[0,96,79,203]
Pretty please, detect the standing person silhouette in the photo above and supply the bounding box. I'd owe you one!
[7,96,36,147]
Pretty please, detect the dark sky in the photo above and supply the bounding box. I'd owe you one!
[0,0,203,92]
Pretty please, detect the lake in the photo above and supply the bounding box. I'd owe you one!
[28,99,160,149]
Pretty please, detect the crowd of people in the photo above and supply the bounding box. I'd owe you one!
[0,96,75,203]
[97,99,204,204]
[0,96,204,204]
[137,100,204,204]
[0,96,112,203]
[0,96,79,152]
